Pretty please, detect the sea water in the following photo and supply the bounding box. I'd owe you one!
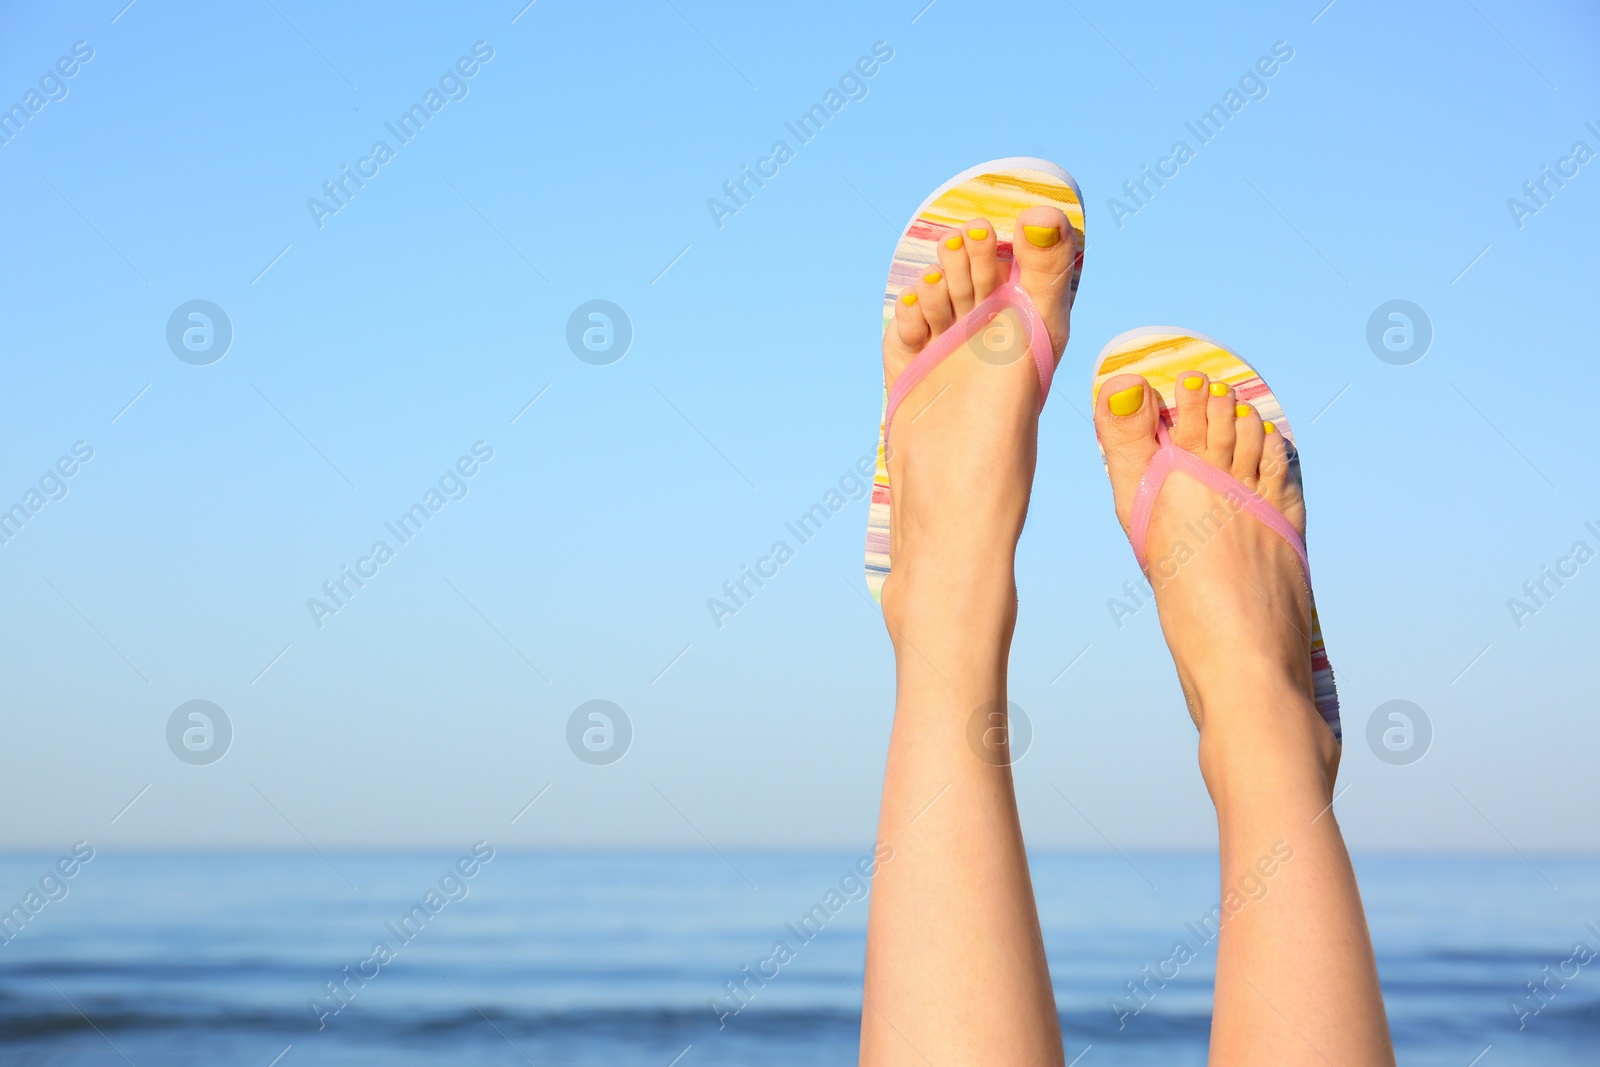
[0,851,1593,1065]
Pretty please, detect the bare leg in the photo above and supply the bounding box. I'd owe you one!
[1094,372,1394,1065]
[860,209,1078,1065]
[1204,675,1392,1064]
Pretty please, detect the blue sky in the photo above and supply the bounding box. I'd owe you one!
[1,0,1596,853]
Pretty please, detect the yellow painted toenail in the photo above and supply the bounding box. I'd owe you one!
[901,292,917,306]
[1209,381,1228,397]
[968,227,989,240]
[944,236,962,250]
[923,271,942,284]
[1022,224,1060,248]
[1183,375,1204,390]
[1108,384,1144,417]
[1263,421,1276,434]
[1235,403,1250,418]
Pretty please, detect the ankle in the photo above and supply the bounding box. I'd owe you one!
[883,556,1017,681]
[1194,669,1340,806]
[880,551,1017,657]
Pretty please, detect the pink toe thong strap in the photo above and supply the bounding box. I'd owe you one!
[882,261,1055,442]
[1128,420,1311,583]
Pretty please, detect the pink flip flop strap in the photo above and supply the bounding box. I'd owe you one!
[882,261,1055,442]
[1129,420,1311,582]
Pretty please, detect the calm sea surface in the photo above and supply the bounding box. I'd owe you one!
[0,851,1594,1065]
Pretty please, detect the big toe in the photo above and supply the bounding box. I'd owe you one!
[1094,374,1162,534]
[1011,205,1077,359]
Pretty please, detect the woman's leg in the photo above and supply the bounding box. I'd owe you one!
[1094,372,1394,1065]
[860,208,1078,1066]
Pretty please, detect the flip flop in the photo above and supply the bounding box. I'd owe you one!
[864,157,1086,602]
[1090,327,1341,742]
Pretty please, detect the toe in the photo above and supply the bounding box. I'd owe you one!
[935,229,977,316]
[1204,379,1237,466]
[1231,401,1265,486]
[915,268,955,334]
[1013,205,1073,274]
[963,218,1003,300]
[1094,373,1162,534]
[1259,420,1289,489]
[1011,205,1077,359]
[886,286,930,368]
[1257,421,1306,534]
[1172,371,1209,451]
[1017,206,1068,260]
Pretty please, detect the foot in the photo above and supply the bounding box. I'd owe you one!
[1093,371,1338,784]
[878,208,1077,638]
